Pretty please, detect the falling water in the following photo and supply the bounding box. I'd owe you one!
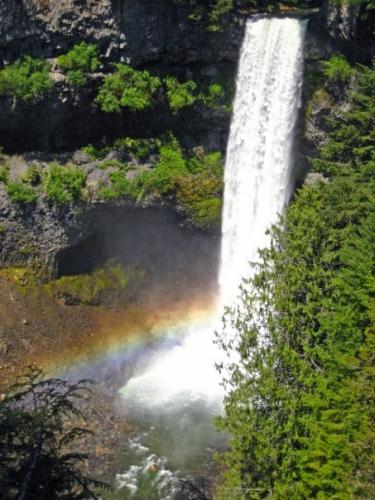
[220,17,306,307]
[118,16,306,493]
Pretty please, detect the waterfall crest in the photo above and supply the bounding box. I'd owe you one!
[120,17,306,408]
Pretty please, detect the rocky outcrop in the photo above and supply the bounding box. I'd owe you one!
[307,0,375,62]
[0,0,244,67]
[0,177,219,282]
[0,0,240,152]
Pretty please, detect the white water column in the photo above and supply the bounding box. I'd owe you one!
[120,17,306,408]
[219,17,306,308]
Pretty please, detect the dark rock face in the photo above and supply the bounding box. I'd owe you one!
[0,0,244,67]
[0,185,219,293]
[0,0,241,152]
[307,0,375,63]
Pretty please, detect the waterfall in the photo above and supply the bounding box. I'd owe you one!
[220,17,306,307]
[120,17,306,410]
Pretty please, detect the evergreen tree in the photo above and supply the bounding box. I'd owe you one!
[0,366,103,499]
[216,62,375,498]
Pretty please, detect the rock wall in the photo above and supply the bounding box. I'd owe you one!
[0,0,373,274]
[0,0,242,152]
[0,0,243,67]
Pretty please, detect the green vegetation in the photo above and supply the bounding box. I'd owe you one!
[46,263,128,305]
[164,76,197,112]
[96,135,223,230]
[0,366,102,498]
[6,181,38,204]
[96,64,161,113]
[311,61,375,175]
[0,163,9,183]
[42,163,87,205]
[0,56,53,102]
[176,174,222,229]
[113,137,156,160]
[216,61,375,498]
[322,54,353,83]
[21,163,42,185]
[58,42,100,86]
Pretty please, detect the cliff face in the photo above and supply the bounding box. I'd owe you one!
[0,0,243,67]
[0,0,242,152]
[0,0,373,274]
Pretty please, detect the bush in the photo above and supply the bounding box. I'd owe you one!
[113,137,155,160]
[58,42,100,86]
[322,55,352,83]
[6,181,38,204]
[187,150,223,175]
[81,144,109,160]
[96,64,161,113]
[0,56,53,102]
[175,173,223,229]
[200,83,224,108]
[164,76,197,112]
[148,139,188,194]
[0,163,9,183]
[21,163,42,185]
[42,163,87,205]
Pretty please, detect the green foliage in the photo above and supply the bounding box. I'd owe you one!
[113,137,156,160]
[96,64,161,113]
[96,135,223,230]
[0,163,9,183]
[0,366,102,499]
[21,164,42,186]
[0,56,53,102]
[6,181,38,204]
[321,54,352,83]
[42,163,87,205]
[216,60,375,499]
[176,174,222,229]
[58,42,100,86]
[187,150,223,175]
[164,76,197,112]
[312,61,375,175]
[200,83,225,109]
[148,138,188,193]
[98,170,136,201]
[81,144,109,160]
[46,263,128,305]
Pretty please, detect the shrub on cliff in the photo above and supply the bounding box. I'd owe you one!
[176,174,223,229]
[0,56,53,103]
[0,163,10,183]
[321,54,352,83]
[96,64,161,113]
[21,164,42,186]
[42,163,87,205]
[164,76,198,112]
[6,181,38,204]
[58,42,100,87]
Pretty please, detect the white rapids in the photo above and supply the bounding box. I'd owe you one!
[120,17,306,411]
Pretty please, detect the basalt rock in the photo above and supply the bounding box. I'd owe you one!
[0,0,244,68]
